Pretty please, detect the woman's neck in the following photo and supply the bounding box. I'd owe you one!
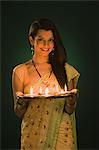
[32,54,49,64]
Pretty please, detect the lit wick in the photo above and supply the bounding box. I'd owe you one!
[30,86,34,96]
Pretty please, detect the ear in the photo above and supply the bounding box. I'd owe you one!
[29,36,34,46]
[52,47,55,51]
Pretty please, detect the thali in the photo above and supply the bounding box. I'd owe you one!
[18,89,78,99]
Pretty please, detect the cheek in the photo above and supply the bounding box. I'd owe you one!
[34,42,40,50]
[50,43,54,49]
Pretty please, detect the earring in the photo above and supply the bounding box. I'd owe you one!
[31,47,34,55]
[52,52,54,56]
[51,49,55,56]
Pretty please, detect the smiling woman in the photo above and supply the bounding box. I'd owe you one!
[12,18,80,150]
[29,29,54,58]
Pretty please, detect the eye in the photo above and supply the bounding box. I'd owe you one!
[37,38,44,44]
[37,38,43,41]
[49,39,54,42]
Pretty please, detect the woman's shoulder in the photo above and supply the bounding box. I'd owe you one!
[65,63,80,84]
[65,63,79,74]
[13,60,31,73]
[13,63,26,75]
[12,60,31,83]
[12,60,32,81]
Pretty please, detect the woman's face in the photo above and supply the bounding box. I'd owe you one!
[32,29,54,57]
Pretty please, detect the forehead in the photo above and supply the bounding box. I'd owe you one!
[36,29,54,38]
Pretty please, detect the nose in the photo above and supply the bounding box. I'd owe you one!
[43,41,49,47]
[43,41,49,46]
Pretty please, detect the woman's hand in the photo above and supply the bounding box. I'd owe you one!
[14,91,28,118]
[16,91,24,97]
[65,94,78,115]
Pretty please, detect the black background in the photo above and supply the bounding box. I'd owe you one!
[1,1,99,149]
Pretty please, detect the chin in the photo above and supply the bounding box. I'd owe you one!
[42,53,49,57]
[41,51,51,56]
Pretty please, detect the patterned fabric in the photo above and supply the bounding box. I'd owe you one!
[13,62,80,150]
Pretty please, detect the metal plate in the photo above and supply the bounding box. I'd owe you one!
[18,89,78,99]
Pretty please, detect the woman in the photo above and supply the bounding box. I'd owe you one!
[12,18,80,150]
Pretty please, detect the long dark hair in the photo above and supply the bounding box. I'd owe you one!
[28,18,68,89]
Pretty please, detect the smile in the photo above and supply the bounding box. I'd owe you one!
[41,48,49,51]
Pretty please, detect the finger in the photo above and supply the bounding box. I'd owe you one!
[16,91,24,96]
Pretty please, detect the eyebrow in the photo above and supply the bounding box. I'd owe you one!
[37,36,54,39]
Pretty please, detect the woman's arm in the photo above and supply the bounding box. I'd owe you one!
[12,69,28,119]
[65,79,77,115]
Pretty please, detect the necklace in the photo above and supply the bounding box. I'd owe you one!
[32,60,52,79]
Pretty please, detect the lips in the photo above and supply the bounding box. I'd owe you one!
[41,48,49,51]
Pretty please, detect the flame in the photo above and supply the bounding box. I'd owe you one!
[45,87,49,96]
[60,89,65,94]
[39,87,42,94]
[30,86,34,95]
[64,84,67,93]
